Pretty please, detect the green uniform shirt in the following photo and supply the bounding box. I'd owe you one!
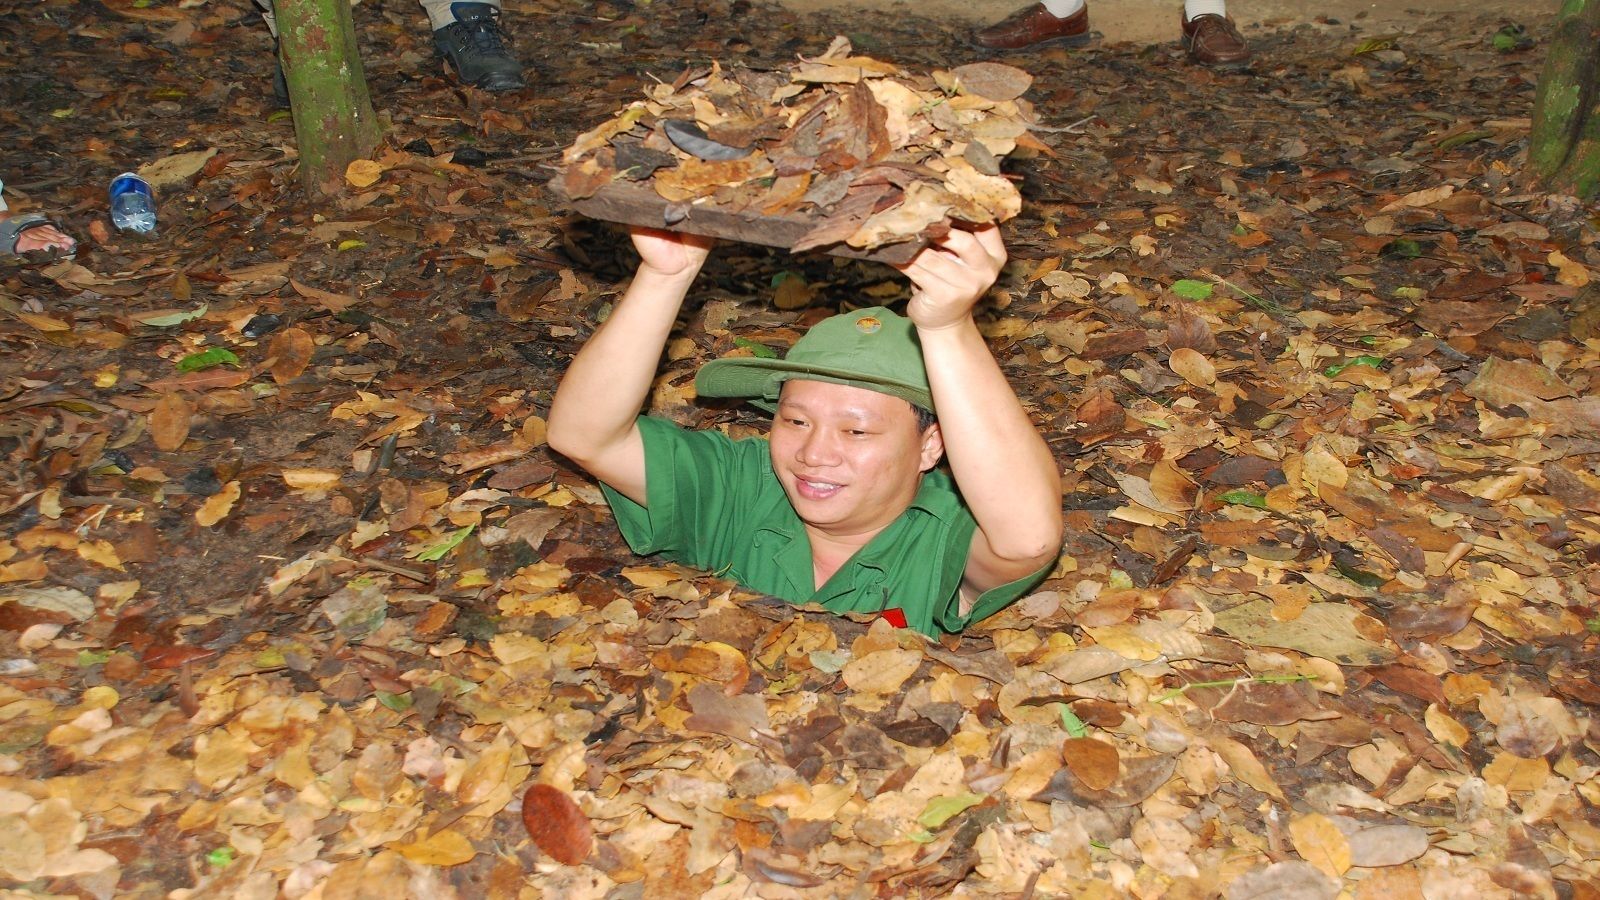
[598,416,1050,637]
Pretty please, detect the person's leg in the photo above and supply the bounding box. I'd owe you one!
[424,0,524,91]
[251,0,293,105]
[254,0,278,37]
[972,0,1093,50]
[0,178,75,258]
[1182,0,1250,65]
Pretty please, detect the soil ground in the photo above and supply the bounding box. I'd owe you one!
[775,0,1551,45]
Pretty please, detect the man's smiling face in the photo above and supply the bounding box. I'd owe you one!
[768,379,943,539]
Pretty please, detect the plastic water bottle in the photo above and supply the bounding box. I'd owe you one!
[109,172,157,234]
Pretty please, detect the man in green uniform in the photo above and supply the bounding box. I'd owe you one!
[547,225,1062,636]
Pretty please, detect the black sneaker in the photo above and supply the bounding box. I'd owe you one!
[432,2,525,92]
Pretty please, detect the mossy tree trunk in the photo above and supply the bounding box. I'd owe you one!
[1529,0,1600,199]
[276,0,381,193]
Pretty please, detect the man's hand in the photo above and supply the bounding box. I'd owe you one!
[895,224,1007,331]
[632,227,714,280]
[898,223,1063,602]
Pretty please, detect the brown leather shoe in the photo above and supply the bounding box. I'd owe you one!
[1181,13,1250,66]
[973,3,1093,51]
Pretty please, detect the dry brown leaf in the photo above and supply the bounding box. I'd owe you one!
[1060,737,1120,791]
[652,642,751,693]
[521,784,593,865]
[267,326,315,384]
[1328,816,1429,868]
[138,148,217,190]
[1380,183,1453,211]
[149,393,192,452]
[949,62,1033,101]
[1169,347,1216,387]
[290,278,359,313]
[1465,356,1575,408]
[1226,860,1339,900]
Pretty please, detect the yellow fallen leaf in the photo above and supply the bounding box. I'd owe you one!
[281,468,342,494]
[345,159,384,189]
[193,729,254,790]
[195,481,241,527]
[81,685,120,710]
[392,828,476,866]
[1209,735,1285,800]
[1425,704,1471,750]
[76,539,124,571]
[1082,624,1162,661]
[1301,445,1349,492]
[138,147,217,190]
[1290,811,1352,879]
[1548,249,1591,287]
[15,311,70,332]
[1168,347,1216,387]
[620,566,681,589]
[521,415,547,448]
[0,556,49,583]
[842,648,923,694]
[1482,751,1550,793]
[1380,183,1453,212]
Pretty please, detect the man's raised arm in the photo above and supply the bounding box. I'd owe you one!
[546,228,713,505]
[896,226,1063,594]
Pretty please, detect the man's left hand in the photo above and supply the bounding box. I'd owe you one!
[895,224,1007,331]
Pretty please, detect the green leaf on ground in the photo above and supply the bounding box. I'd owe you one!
[377,691,413,712]
[1334,555,1387,588]
[1217,489,1270,509]
[733,337,778,359]
[176,348,241,373]
[1324,355,1385,377]
[415,525,475,562]
[1057,703,1090,738]
[1172,279,1214,300]
[1437,130,1493,151]
[1382,238,1423,259]
[917,793,985,829]
[1492,24,1532,53]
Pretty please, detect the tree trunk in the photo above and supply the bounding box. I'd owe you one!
[1529,0,1600,198]
[276,0,382,193]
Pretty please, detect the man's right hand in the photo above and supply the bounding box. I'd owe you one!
[632,227,714,280]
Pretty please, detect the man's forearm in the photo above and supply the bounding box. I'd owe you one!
[547,267,697,461]
[918,319,1063,562]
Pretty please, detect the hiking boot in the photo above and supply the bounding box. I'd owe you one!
[432,2,525,92]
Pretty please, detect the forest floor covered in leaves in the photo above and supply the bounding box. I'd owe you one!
[4,0,1600,896]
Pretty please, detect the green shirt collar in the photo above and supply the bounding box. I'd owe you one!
[753,471,960,602]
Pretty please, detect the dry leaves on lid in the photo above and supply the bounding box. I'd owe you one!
[556,36,1034,255]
